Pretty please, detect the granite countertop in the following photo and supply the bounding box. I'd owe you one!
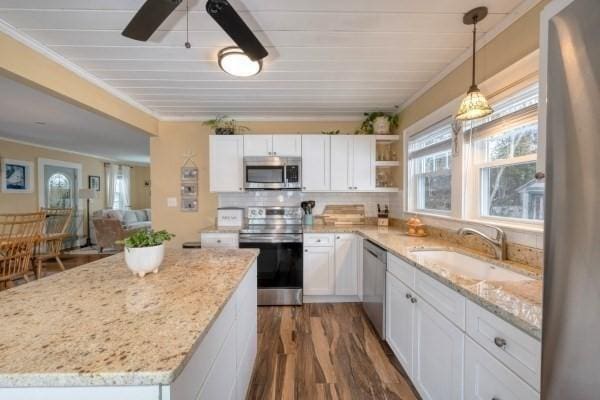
[201,224,543,339]
[0,248,259,388]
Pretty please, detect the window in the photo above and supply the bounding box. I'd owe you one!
[467,84,543,222]
[407,118,454,214]
[112,174,125,209]
[47,173,72,208]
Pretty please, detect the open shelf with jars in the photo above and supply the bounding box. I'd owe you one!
[375,135,401,192]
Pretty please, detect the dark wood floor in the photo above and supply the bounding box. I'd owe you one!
[247,303,419,400]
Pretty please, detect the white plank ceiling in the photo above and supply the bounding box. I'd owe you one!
[0,0,528,120]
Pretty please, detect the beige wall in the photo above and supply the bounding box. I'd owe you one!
[398,0,549,132]
[151,121,360,246]
[130,165,151,210]
[394,0,550,182]
[0,139,106,228]
[0,32,158,136]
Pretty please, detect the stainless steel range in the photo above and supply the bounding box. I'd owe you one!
[239,206,303,305]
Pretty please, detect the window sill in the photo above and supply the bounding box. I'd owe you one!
[404,210,544,234]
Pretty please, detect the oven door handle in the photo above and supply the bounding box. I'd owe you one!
[239,234,302,243]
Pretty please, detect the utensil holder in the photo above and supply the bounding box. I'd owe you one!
[304,215,314,226]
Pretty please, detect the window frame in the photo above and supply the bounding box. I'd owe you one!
[404,102,463,219]
[403,51,543,232]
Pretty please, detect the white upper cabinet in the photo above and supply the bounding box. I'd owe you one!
[334,234,358,296]
[330,135,353,191]
[210,135,244,192]
[330,135,375,191]
[243,135,301,157]
[272,135,301,157]
[352,135,375,190]
[243,135,272,157]
[302,135,330,191]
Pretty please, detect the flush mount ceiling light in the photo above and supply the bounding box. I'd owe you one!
[218,47,263,77]
[456,7,493,121]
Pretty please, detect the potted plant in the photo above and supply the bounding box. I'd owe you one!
[357,112,399,135]
[203,115,249,135]
[119,230,175,277]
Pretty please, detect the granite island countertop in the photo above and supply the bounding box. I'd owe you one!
[201,224,543,339]
[0,248,259,388]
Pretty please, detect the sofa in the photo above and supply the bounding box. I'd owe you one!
[92,209,151,252]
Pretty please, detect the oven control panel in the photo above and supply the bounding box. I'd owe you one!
[247,207,303,220]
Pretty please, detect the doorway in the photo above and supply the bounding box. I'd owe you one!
[37,158,83,248]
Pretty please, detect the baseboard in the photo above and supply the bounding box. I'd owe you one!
[303,295,360,303]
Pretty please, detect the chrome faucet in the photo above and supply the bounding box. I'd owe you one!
[457,224,507,260]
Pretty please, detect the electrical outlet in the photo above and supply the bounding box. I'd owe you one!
[167,197,177,207]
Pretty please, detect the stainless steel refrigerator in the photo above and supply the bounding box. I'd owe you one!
[542,0,600,398]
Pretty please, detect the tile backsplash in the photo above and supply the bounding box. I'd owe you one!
[219,191,403,218]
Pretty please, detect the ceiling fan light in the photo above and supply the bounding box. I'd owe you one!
[218,47,262,77]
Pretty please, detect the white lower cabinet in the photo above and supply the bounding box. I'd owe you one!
[465,338,539,400]
[385,254,541,400]
[304,233,359,300]
[334,234,358,295]
[303,245,335,295]
[386,273,415,373]
[412,295,464,400]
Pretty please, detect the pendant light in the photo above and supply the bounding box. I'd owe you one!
[455,7,493,121]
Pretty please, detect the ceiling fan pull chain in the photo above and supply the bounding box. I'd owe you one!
[184,0,191,49]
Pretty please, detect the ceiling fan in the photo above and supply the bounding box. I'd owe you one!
[122,0,268,61]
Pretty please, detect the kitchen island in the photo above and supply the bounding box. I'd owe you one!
[0,248,259,400]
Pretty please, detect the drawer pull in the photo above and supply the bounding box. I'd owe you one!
[316,239,321,242]
[410,297,417,304]
[305,249,308,252]
[494,337,507,349]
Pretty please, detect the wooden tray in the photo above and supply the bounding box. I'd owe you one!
[322,205,366,225]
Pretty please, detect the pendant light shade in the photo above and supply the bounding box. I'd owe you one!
[456,7,493,121]
[456,85,493,120]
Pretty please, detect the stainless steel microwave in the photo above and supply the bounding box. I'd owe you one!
[243,156,302,190]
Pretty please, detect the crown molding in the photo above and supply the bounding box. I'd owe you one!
[398,0,544,112]
[0,18,159,119]
[0,135,151,166]
[159,115,364,122]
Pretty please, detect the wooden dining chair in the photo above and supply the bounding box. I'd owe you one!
[0,212,46,289]
[32,208,74,279]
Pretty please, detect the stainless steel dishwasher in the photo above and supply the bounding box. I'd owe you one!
[362,240,387,339]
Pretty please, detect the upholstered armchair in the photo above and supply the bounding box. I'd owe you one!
[92,218,145,253]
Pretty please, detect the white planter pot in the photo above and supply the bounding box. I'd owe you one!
[373,116,391,134]
[124,244,165,278]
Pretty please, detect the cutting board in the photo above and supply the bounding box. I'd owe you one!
[321,205,366,225]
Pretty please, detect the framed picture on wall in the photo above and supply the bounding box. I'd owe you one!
[1,159,34,193]
[89,175,101,191]
[181,167,198,181]
[181,182,197,196]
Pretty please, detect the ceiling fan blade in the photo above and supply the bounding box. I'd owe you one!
[122,0,182,41]
[206,0,268,61]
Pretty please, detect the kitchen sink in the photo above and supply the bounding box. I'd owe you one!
[409,250,533,282]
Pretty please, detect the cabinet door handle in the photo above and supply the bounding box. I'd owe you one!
[336,236,341,239]
[348,186,352,190]
[273,151,277,155]
[316,239,321,242]
[304,249,308,252]
[494,337,507,349]
[216,239,221,243]
[405,293,412,300]
[410,297,417,304]
[302,187,306,190]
